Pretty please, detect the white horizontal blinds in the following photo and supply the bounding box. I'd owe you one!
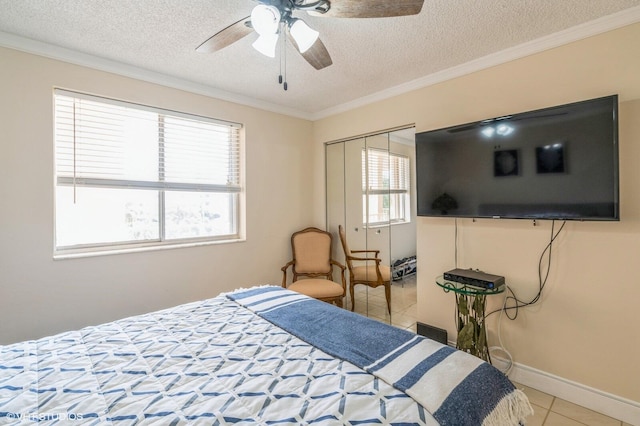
[362,148,410,192]
[363,148,390,194]
[362,148,410,224]
[55,94,158,185]
[389,153,410,194]
[54,89,242,191]
[163,116,241,192]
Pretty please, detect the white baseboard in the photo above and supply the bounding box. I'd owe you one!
[491,356,640,425]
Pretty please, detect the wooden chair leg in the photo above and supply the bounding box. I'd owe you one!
[385,282,391,314]
[350,283,356,311]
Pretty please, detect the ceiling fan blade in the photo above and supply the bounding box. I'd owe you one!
[308,0,424,18]
[196,16,252,53]
[290,36,333,70]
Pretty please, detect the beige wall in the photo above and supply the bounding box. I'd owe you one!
[314,23,640,402]
[0,47,317,344]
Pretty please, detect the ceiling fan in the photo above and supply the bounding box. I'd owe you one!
[196,0,425,76]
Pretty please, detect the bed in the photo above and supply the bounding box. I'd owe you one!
[0,286,532,425]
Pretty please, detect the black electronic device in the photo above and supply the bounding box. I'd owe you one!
[416,95,619,221]
[416,322,448,345]
[443,268,505,290]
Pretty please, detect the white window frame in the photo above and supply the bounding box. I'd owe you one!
[53,89,244,257]
[362,148,410,226]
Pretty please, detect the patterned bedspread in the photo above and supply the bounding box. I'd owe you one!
[1,286,532,425]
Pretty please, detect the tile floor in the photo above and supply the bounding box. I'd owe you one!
[349,273,417,332]
[514,383,631,426]
[348,275,631,426]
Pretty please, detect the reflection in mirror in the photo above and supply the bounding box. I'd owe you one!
[387,128,418,332]
[325,127,417,330]
[363,133,391,323]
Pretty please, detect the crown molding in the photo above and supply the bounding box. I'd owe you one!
[0,31,314,121]
[2,5,640,123]
[310,5,640,121]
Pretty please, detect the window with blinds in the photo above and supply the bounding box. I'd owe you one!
[54,89,243,253]
[362,148,410,225]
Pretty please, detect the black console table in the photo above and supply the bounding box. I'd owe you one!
[435,276,505,362]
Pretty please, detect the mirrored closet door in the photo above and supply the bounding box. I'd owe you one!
[326,127,417,329]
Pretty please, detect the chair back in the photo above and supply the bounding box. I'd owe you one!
[291,227,332,279]
[338,225,391,313]
[338,225,353,269]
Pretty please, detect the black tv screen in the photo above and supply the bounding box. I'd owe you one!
[416,95,619,220]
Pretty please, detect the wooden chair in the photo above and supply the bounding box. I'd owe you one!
[338,225,391,313]
[281,227,346,307]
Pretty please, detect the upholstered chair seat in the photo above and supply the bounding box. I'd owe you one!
[288,279,344,299]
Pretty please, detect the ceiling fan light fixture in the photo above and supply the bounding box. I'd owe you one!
[252,33,279,58]
[251,4,281,35]
[289,18,319,53]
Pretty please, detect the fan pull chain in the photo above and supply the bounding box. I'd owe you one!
[283,36,288,91]
[278,22,284,85]
[276,22,287,91]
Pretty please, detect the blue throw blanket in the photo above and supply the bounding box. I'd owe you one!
[228,286,533,426]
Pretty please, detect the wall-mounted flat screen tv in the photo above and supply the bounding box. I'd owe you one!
[416,95,619,220]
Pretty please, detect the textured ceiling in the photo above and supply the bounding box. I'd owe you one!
[1,0,639,119]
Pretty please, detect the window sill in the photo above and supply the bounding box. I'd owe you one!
[363,221,411,229]
[53,238,246,260]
